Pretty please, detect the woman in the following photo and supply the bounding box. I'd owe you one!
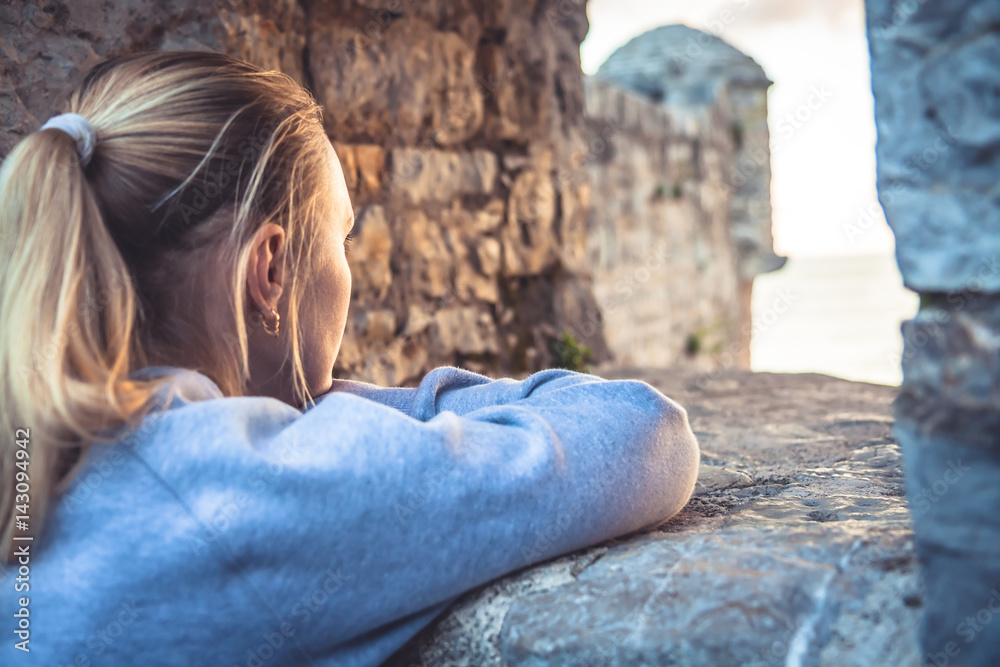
[0,52,699,665]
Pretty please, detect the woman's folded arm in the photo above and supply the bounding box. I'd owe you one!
[315,365,614,420]
[138,367,700,662]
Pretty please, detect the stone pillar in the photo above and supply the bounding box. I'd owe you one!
[865,1,1000,664]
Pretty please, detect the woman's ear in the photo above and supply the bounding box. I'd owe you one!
[247,222,286,311]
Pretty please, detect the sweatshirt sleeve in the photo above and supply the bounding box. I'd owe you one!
[315,365,617,419]
[140,365,700,663]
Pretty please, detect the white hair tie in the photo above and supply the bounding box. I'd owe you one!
[40,112,97,166]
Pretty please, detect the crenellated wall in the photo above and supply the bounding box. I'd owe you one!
[581,26,784,370]
[582,78,742,368]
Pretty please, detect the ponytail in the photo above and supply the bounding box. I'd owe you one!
[0,51,331,563]
[0,127,169,562]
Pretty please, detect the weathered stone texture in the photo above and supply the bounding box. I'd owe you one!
[892,295,1000,666]
[866,0,1000,663]
[866,0,1000,293]
[0,0,306,156]
[582,26,784,371]
[388,149,498,204]
[307,14,485,147]
[325,0,606,383]
[306,0,608,382]
[387,368,921,666]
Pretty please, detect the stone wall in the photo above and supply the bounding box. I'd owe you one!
[0,0,607,385]
[580,26,784,370]
[311,0,608,384]
[582,78,740,368]
[1,4,782,384]
[865,0,1000,662]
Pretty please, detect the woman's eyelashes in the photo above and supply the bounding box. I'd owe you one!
[344,230,356,254]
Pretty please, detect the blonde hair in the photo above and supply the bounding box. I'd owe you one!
[0,51,332,561]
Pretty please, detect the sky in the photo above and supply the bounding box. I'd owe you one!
[581,0,897,259]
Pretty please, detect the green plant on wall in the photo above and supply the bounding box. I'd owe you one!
[549,330,593,372]
[655,182,683,201]
[684,332,701,357]
[730,121,745,151]
[685,318,729,358]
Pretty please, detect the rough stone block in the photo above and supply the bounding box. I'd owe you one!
[475,237,502,277]
[389,149,498,204]
[866,0,1000,291]
[892,295,1000,664]
[347,204,393,301]
[354,144,386,194]
[307,16,484,146]
[354,308,396,344]
[431,306,499,356]
[399,209,452,298]
[501,169,557,276]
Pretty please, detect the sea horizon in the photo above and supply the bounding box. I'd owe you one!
[750,252,918,387]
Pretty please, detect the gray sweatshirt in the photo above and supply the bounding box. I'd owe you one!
[2,365,699,666]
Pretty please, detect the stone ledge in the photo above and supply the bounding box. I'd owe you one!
[386,368,921,666]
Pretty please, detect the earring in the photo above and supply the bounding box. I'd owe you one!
[262,308,280,336]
